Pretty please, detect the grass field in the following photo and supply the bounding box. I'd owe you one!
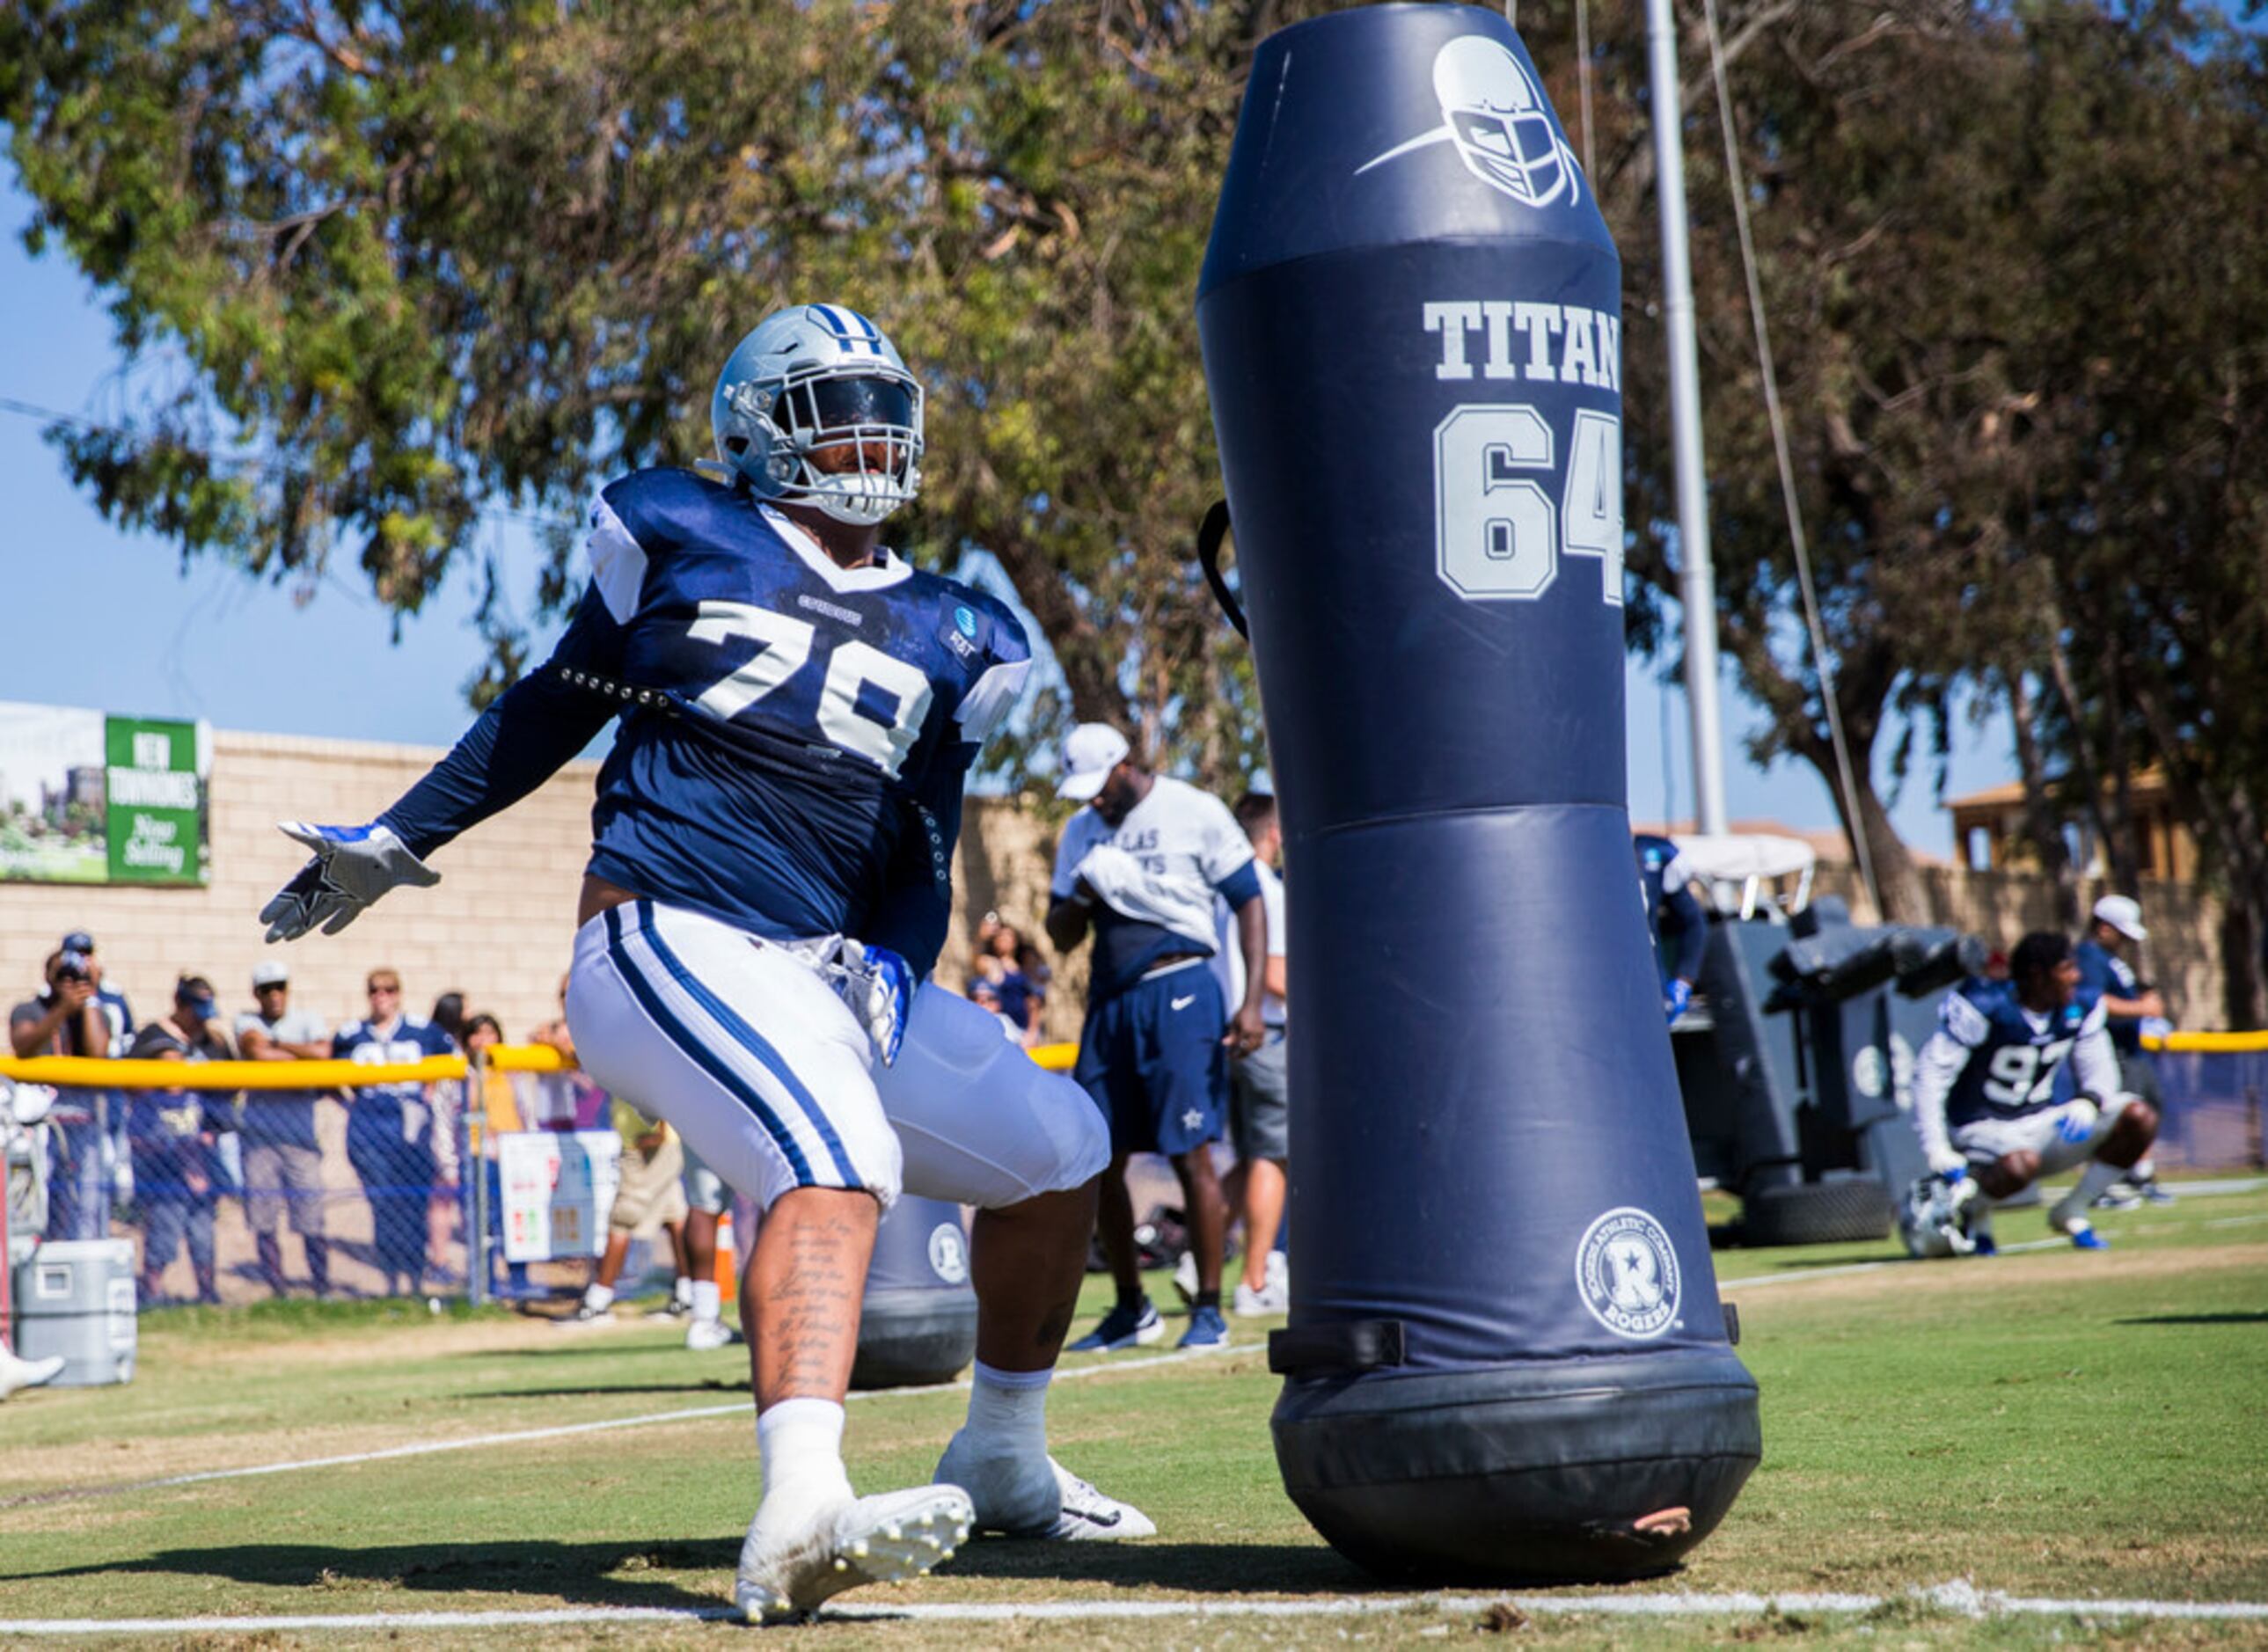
[2,1176,2264,1648]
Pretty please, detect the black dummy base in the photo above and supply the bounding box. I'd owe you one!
[1272,1347,1760,1583]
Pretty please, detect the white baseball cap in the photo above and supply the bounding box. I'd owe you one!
[1056,722,1131,802]
[2092,895,2147,942]
[252,961,291,988]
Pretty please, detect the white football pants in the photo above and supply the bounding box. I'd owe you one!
[567,897,1106,1217]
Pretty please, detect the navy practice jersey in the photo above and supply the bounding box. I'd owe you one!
[1920,977,2117,1130]
[1635,833,1707,984]
[333,1015,457,1103]
[378,469,1029,971]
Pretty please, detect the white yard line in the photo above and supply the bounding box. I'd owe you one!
[4,1343,1236,1509]
[4,1583,2265,1634]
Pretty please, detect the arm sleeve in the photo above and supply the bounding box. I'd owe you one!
[1215,859,1262,911]
[1910,990,1990,1168]
[2068,998,2120,1098]
[377,586,628,859]
[1908,1030,1970,1167]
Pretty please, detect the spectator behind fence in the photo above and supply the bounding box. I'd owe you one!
[235,960,334,1297]
[66,930,135,1208]
[970,914,1048,1048]
[563,1097,691,1326]
[529,975,605,1130]
[334,969,456,1297]
[126,977,238,1305]
[463,1012,532,1298]
[11,947,112,1240]
[2077,895,2174,1208]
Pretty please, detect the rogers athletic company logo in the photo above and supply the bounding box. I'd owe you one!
[1575,1207,1681,1340]
[928,1222,969,1285]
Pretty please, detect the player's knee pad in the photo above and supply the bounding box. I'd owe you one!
[881,983,1109,1210]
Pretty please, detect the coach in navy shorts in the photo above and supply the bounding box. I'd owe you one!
[1047,724,1269,1353]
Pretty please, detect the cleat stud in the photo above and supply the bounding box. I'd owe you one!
[834,1558,849,1572]
[851,1539,870,1558]
[883,1522,903,1540]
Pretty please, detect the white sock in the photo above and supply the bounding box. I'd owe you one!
[962,1362,1051,1458]
[583,1282,615,1312]
[757,1397,852,1508]
[2055,1161,2123,1226]
[2131,1157,2156,1184]
[691,1279,721,1324]
[673,1275,694,1308]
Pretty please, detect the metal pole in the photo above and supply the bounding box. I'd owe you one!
[467,1055,489,1308]
[1646,0,1730,837]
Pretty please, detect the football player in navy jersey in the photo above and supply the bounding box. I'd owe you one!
[1905,932,2160,1256]
[256,304,1143,1619]
[1635,833,1706,1023]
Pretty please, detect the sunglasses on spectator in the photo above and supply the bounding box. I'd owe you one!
[367,983,400,996]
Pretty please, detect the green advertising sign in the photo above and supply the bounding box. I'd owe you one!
[0,702,209,885]
[104,716,208,884]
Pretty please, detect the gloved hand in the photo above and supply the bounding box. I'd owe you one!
[259,822,441,942]
[1663,976,1694,1024]
[2056,1094,2103,1145]
[829,939,913,1068]
[1928,1151,1970,1181]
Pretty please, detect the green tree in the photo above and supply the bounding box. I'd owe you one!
[0,0,1299,782]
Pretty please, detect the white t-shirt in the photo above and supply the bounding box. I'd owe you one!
[1211,860,1286,1027]
[1051,776,1257,998]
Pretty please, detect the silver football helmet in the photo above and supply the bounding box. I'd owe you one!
[1899,1173,1979,1260]
[710,303,924,526]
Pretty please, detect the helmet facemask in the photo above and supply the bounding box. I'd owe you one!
[712,305,925,526]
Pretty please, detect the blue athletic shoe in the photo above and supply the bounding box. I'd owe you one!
[2068,1226,2111,1252]
[1177,1305,1229,1349]
[1970,1232,1998,1257]
[1069,1297,1163,1352]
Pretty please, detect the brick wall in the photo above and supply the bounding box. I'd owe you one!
[1,730,599,1044]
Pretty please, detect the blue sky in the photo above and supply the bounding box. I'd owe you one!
[0,173,2008,861]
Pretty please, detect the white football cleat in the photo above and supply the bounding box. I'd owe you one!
[685,1318,743,1352]
[1233,1279,1289,1317]
[1045,1458,1156,1540]
[735,1484,973,1622]
[935,1429,1155,1540]
[0,1346,65,1400]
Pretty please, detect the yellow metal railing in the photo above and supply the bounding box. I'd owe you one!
[2,1038,1080,1087]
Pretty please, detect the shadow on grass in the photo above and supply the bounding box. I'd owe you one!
[2113,1312,2268,1326]
[940,1539,1374,1596]
[6,1539,734,1610]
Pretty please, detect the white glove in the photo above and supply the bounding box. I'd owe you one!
[826,939,913,1068]
[2055,1095,2103,1146]
[260,821,440,942]
[1927,1147,1970,1180]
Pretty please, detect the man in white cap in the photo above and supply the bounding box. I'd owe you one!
[1045,724,1269,1352]
[235,960,337,1294]
[2075,895,2172,1207]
